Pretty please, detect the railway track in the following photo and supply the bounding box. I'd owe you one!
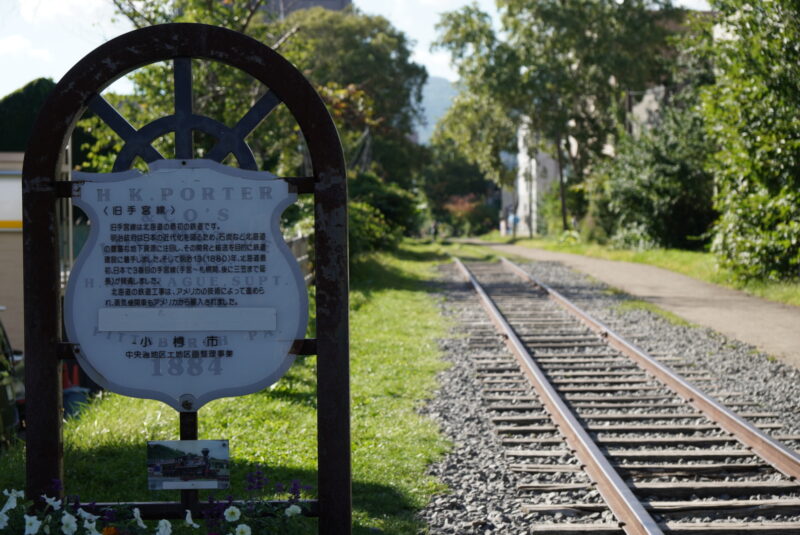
[452,258,800,534]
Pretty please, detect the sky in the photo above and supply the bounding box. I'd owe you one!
[0,0,710,98]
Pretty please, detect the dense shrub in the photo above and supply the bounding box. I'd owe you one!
[349,171,420,235]
[421,141,500,237]
[711,189,800,281]
[586,101,715,250]
[441,193,499,236]
[700,0,800,280]
[348,201,402,257]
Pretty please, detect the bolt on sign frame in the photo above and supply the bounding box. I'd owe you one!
[22,23,350,533]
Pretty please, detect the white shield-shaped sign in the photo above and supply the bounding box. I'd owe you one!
[65,160,308,411]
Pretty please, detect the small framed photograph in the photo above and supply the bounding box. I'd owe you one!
[147,440,230,490]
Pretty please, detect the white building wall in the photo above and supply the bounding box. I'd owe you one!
[630,86,666,137]
[0,150,71,351]
[0,153,24,349]
[512,118,559,236]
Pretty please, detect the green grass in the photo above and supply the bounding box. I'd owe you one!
[437,238,529,264]
[480,231,800,307]
[0,241,453,534]
[614,300,693,327]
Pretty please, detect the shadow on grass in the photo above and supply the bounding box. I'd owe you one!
[0,441,418,534]
[260,358,318,409]
[350,255,429,295]
[350,240,502,305]
[439,240,500,263]
[390,244,449,263]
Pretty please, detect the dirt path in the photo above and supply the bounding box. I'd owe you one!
[475,240,800,370]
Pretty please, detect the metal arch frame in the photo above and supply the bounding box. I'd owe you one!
[22,23,350,533]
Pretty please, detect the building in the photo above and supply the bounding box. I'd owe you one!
[500,117,560,237]
[0,150,71,351]
[0,152,24,350]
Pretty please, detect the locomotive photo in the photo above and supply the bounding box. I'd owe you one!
[147,440,230,490]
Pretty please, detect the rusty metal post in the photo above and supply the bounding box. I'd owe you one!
[314,169,350,533]
[180,412,199,511]
[22,156,64,500]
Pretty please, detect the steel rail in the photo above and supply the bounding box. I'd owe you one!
[500,256,800,481]
[453,258,664,535]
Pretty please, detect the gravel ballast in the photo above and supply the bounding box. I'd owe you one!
[417,260,800,533]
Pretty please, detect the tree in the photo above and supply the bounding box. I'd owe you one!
[275,7,427,187]
[698,0,800,281]
[101,2,427,185]
[583,21,717,250]
[79,1,429,247]
[422,138,499,235]
[434,0,680,226]
[586,97,716,249]
[0,78,56,151]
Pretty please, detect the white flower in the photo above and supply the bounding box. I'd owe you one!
[60,511,78,535]
[76,508,98,522]
[41,494,62,511]
[0,512,8,529]
[155,518,172,535]
[223,505,241,522]
[0,493,18,514]
[24,514,43,535]
[284,504,302,517]
[1,490,24,515]
[234,524,251,535]
[184,509,199,529]
[132,507,147,528]
[83,519,101,535]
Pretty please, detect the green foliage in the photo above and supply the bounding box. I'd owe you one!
[711,188,800,281]
[349,171,419,235]
[422,140,499,236]
[277,7,428,187]
[698,0,800,280]
[586,99,716,250]
[539,181,586,237]
[279,8,426,136]
[78,2,427,252]
[348,202,401,257]
[72,2,433,260]
[432,92,516,186]
[433,0,681,189]
[0,78,55,151]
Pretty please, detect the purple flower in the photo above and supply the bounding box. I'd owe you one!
[289,479,302,500]
[244,468,269,492]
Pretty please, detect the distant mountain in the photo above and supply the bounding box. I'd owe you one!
[416,76,458,145]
